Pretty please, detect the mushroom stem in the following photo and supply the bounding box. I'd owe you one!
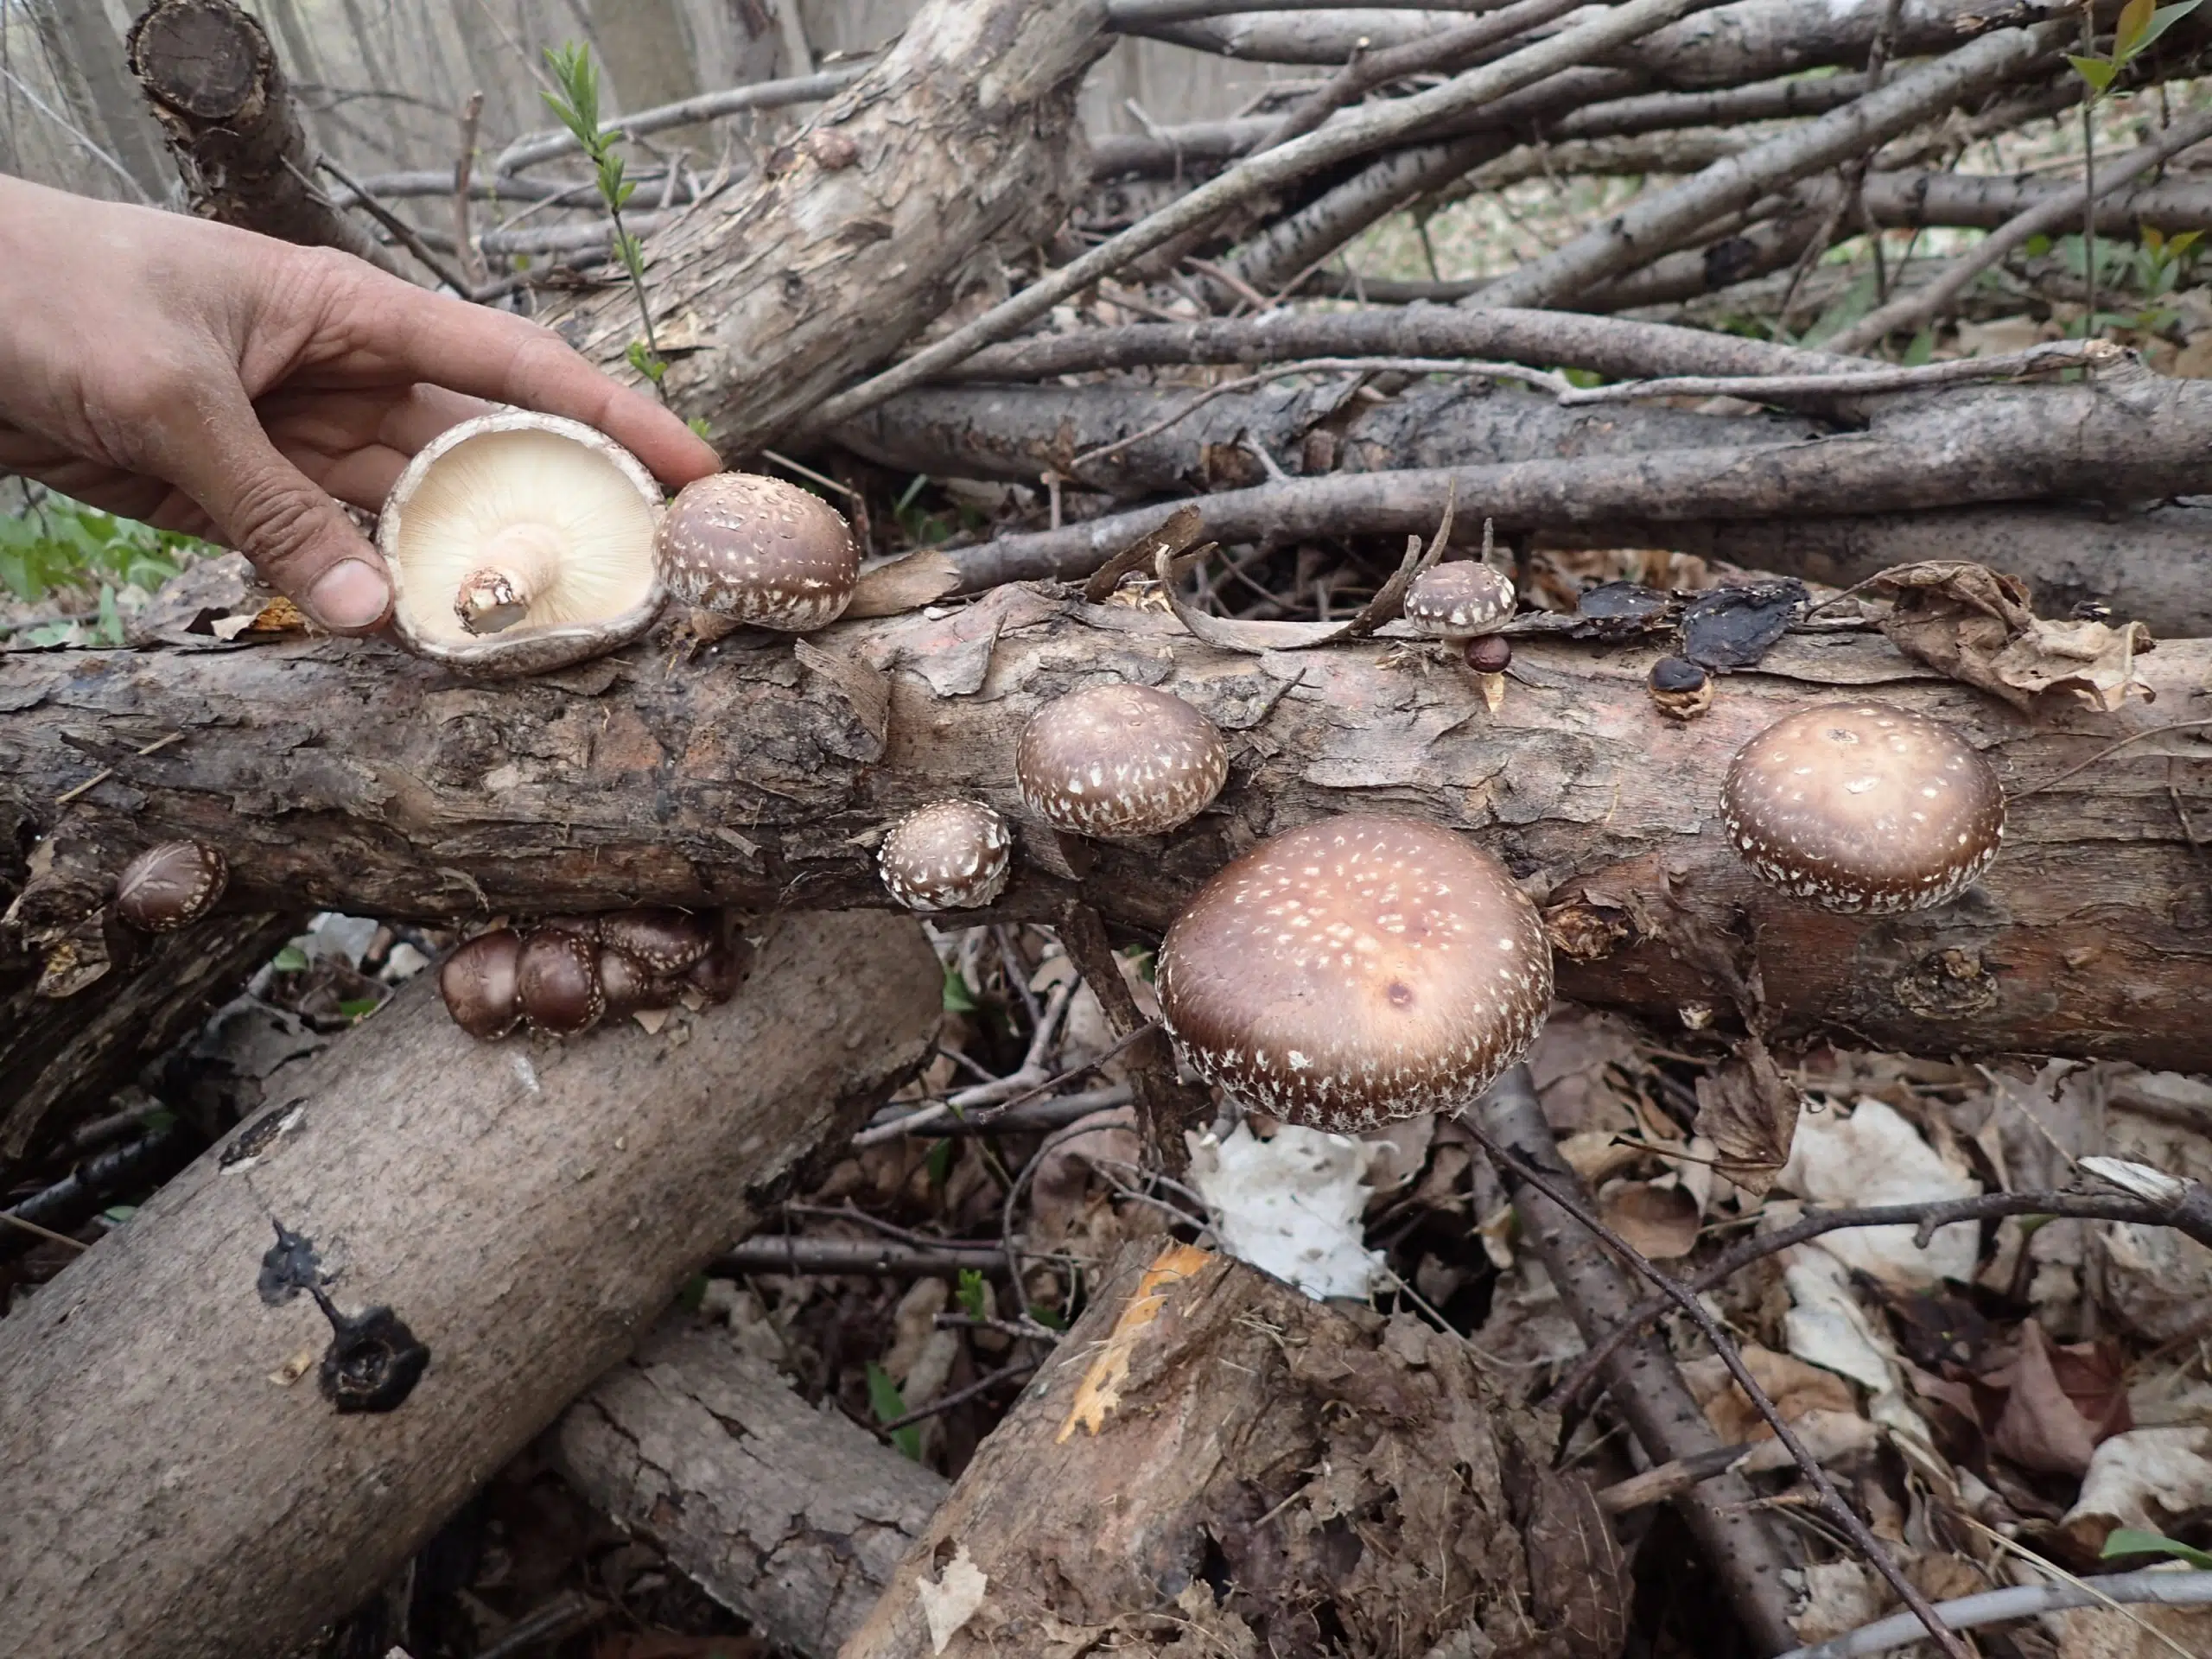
[454,523,569,635]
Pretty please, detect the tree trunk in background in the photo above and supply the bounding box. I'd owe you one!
[0,908,942,1659]
[28,0,168,199]
[1,589,2204,1069]
[589,0,704,123]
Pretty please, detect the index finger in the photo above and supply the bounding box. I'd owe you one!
[306,256,722,488]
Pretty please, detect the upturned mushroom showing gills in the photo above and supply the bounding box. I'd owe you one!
[1016,683,1228,839]
[1722,703,2005,912]
[655,472,859,631]
[1156,815,1553,1133]
[378,411,665,676]
[1402,560,1516,642]
[879,800,1014,912]
[114,840,227,932]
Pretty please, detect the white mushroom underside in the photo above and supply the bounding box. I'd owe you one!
[391,429,658,644]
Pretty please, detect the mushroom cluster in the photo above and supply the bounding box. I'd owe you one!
[438,908,744,1039]
[114,840,228,932]
[1156,815,1553,1133]
[1015,683,1228,840]
[1721,703,2005,912]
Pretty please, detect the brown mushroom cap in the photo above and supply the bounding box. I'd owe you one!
[599,907,715,976]
[1403,561,1516,640]
[1721,702,2005,913]
[115,841,228,932]
[595,946,679,1017]
[1156,815,1553,1132]
[440,929,524,1039]
[1015,683,1228,839]
[879,801,1013,912]
[516,929,606,1035]
[684,938,751,1005]
[1649,656,1713,721]
[378,411,665,677]
[655,473,859,632]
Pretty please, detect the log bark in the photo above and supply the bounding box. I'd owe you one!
[531,0,1116,457]
[837,1236,1617,1659]
[0,586,2205,1069]
[556,1316,949,1659]
[0,908,942,1659]
[124,0,404,275]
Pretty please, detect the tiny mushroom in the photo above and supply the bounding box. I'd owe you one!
[655,472,859,631]
[515,928,606,1035]
[879,800,1014,912]
[439,929,524,1039]
[114,840,227,932]
[1648,656,1713,721]
[1156,814,1553,1133]
[1016,683,1228,839]
[1721,702,2005,912]
[1402,560,1516,644]
[378,411,665,676]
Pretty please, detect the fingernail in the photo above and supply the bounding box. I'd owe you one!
[307,559,390,631]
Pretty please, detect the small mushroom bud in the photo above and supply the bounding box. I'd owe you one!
[439,929,524,1039]
[683,939,750,1006]
[1721,702,2005,913]
[114,840,227,932]
[655,473,860,632]
[1016,683,1228,839]
[1403,561,1516,642]
[1648,656,1713,720]
[596,946,679,1017]
[879,801,1013,912]
[516,929,606,1035]
[1465,635,1512,674]
[598,907,714,976]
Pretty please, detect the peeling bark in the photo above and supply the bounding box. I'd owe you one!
[0,582,2204,1068]
[0,910,941,1659]
[556,1318,947,1659]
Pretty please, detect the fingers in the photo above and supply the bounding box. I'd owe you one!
[315,262,721,487]
[151,383,392,633]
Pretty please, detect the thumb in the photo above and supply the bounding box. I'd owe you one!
[154,388,393,634]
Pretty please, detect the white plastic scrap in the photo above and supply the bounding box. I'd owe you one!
[1778,1097,1980,1286]
[1188,1122,1384,1300]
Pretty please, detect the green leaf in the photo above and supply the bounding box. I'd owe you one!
[1027,1305,1067,1331]
[272,944,309,974]
[1903,325,1936,367]
[2169,229,2202,259]
[677,1272,709,1312]
[957,1268,989,1320]
[101,1205,138,1224]
[2116,0,2159,60]
[2101,1527,2212,1569]
[2129,0,2205,63]
[686,416,712,438]
[2068,54,2120,94]
[941,966,977,1014]
[336,996,381,1020]
[865,1361,923,1459]
[894,474,931,514]
[95,583,123,647]
[2024,232,2053,259]
[626,340,666,382]
[925,1136,954,1187]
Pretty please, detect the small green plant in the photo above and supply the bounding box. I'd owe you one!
[0,492,200,646]
[2100,1527,2212,1569]
[925,1135,955,1187]
[540,43,668,398]
[892,474,987,547]
[941,963,978,1014]
[865,1360,923,1460]
[957,1268,990,1320]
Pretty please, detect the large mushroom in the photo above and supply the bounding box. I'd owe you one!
[1015,683,1228,839]
[1156,815,1553,1133]
[878,801,1014,912]
[1721,702,2005,912]
[378,411,665,677]
[655,473,859,632]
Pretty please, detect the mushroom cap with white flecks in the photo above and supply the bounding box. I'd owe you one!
[1156,815,1554,1132]
[1402,561,1516,639]
[115,840,227,932]
[1721,703,2005,913]
[878,800,1014,911]
[654,473,858,631]
[1015,683,1228,839]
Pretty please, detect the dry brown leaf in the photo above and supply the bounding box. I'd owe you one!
[1684,1344,1859,1444]
[1871,560,2156,712]
[845,549,961,619]
[1693,1037,1801,1198]
[1600,1180,1700,1260]
[1981,1319,2133,1477]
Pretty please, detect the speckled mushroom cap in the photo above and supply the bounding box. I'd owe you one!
[1721,702,2005,913]
[655,473,859,631]
[1403,561,1516,639]
[114,840,227,931]
[378,411,665,677]
[1156,815,1553,1132]
[879,801,1014,911]
[1015,683,1228,840]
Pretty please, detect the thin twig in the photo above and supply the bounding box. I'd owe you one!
[310,156,475,296]
[452,90,487,291]
[873,1357,1040,1433]
[2009,718,2212,799]
[1557,338,2120,408]
[1463,1115,1972,1659]
[0,1211,90,1251]
[1777,1570,2212,1659]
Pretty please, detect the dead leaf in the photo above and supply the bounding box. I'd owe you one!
[1693,1037,1801,1198]
[2053,1601,2212,1659]
[1982,1319,2133,1477]
[1683,1344,1859,1444]
[1601,1180,1700,1259]
[1871,561,2156,712]
[916,1543,989,1654]
[1058,1241,1211,1440]
[1522,1467,1634,1659]
[2061,1425,2212,1554]
[846,549,961,618]
[1790,1560,1891,1646]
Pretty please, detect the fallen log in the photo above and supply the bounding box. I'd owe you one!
[556,1316,948,1659]
[836,1235,1622,1658]
[0,908,941,1659]
[0,583,2204,1069]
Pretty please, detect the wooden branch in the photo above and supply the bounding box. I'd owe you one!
[838,1236,1622,1658]
[124,0,405,276]
[555,1317,947,1659]
[0,909,941,1658]
[494,66,868,173]
[1,582,2206,1069]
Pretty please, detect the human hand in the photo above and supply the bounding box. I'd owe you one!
[0,174,718,632]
